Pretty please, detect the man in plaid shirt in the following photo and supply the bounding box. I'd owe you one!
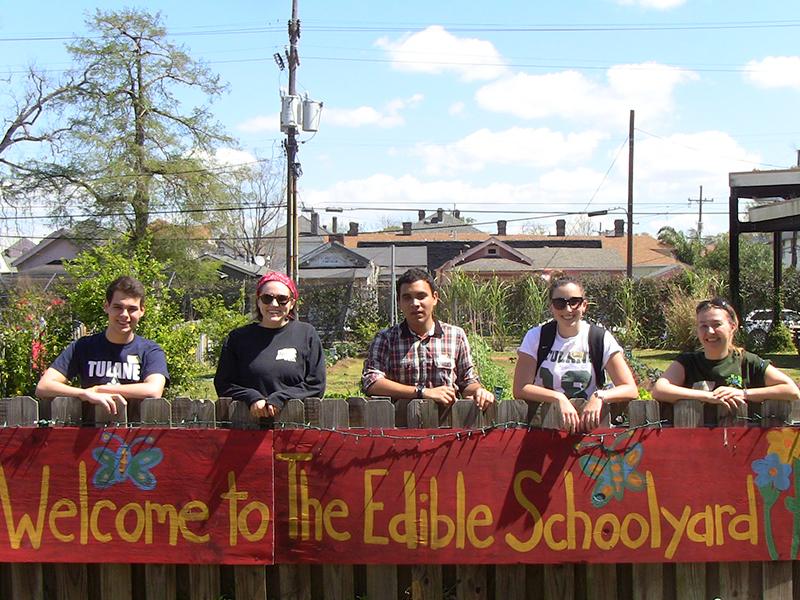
[362,268,494,409]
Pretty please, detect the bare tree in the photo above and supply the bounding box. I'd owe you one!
[219,156,285,263]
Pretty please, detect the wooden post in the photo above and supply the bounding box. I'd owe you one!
[628,400,662,600]
[320,399,355,599]
[365,399,397,598]
[409,399,443,600]
[48,397,90,600]
[673,399,706,600]
[5,397,44,600]
[137,399,177,600]
[450,402,488,600]
[276,399,312,600]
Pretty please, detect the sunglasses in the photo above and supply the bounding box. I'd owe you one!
[551,296,584,310]
[696,298,736,319]
[259,293,292,306]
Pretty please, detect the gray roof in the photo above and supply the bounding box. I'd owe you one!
[414,211,482,233]
[2,238,36,259]
[454,248,625,272]
[201,253,267,278]
[298,266,374,281]
[354,245,427,269]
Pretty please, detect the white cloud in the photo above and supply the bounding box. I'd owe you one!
[236,114,279,133]
[449,101,466,116]
[324,94,424,128]
[214,147,257,167]
[414,127,607,175]
[376,25,507,82]
[615,0,686,8]
[634,130,761,180]
[744,56,800,90]
[475,63,698,128]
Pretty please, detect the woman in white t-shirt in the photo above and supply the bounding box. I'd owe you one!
[512,277,638,433]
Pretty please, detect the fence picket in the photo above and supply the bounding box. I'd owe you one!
[628,400,661,600]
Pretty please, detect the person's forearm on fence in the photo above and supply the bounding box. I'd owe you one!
[742,365,800,402]
[95,374,166,400]
[651,362,712,403]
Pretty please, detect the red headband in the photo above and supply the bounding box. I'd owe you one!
[256,271,298,300]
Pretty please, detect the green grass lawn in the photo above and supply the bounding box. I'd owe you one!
[189,348,800,399]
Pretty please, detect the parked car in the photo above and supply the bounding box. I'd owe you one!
[743,308,800,347]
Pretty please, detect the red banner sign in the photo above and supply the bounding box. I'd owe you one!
[2,426,800,564]
[0,428,273,564]
[272,427,800,564]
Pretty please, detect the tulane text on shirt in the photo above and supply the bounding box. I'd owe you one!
[87,360,142,381]
[547,350,588,364]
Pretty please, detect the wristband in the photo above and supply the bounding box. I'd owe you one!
[595,390,607,404]
[415,383,425,398]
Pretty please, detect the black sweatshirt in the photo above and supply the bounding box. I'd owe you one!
[213,320,326,409]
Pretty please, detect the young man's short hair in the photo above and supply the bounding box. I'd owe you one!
[396,268,437,297]
[105,276,146,304]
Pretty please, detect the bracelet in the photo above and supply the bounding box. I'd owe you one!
[743,388,749,402]
[595,390,607,404]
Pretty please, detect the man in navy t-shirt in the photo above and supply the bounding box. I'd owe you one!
[36,276,169,415]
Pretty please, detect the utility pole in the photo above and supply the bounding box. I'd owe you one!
[285,0,300,281]
[688,185,713,242]
[626,109,634,279]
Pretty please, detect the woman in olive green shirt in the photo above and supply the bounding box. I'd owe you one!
[652,298,800,411]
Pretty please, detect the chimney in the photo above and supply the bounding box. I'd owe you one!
[454,209,460,220]
[402,222,412,236]
[331,233,345,245]
[310,211,319,235]
[347,222,359,236]
[556,219,566,236]
[418,210,426,221]
[614,219,625,237]
[331,216,338,233]
[436,207,444,221]
[497,220,507,236]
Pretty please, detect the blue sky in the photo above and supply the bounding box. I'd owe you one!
[4,0,800,241]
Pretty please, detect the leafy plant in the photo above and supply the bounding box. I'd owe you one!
[192,292,250,367]
[0,292,74,397]
[467,333,510,400]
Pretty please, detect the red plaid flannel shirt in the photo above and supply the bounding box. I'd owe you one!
[361,320,479,395]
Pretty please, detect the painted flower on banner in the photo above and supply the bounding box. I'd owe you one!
[92,432,163,491]
[766,429,800,465]
[578,433,645,508]
[753,453,792,491]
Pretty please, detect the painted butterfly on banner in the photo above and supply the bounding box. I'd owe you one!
[577,431,645,508]
[92,432,163,491]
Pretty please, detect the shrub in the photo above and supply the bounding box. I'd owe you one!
[766,323,796,353]
[192,293,251,367]
[0,292,74,397]
[467,333,510,400]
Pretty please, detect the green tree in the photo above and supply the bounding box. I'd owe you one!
[60,237,202,396]
[12,9,235,245]
[657,226,702,265]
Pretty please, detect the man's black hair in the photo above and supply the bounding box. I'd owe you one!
[396,268,437,296]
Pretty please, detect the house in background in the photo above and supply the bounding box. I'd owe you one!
[343,212,684,280]
[10,228,83,277]
[436,237,626,279]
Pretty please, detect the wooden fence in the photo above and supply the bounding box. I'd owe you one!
[0,393,798,600]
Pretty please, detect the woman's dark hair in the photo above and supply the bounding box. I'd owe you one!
[696,297,739,326]
[396,268,437,296]
[548,276,585,299]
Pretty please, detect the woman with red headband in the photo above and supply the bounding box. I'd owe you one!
[214,272,326,418]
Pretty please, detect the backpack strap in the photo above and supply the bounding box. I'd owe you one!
[534,320,558,379]
[589,324,606,387]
